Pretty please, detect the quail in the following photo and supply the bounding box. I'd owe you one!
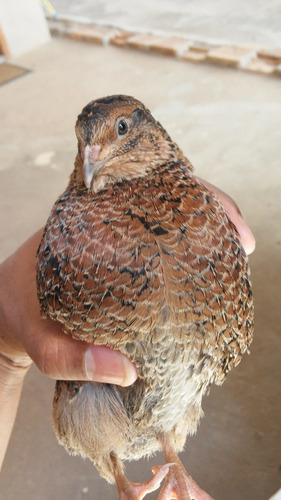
[37,95,254,499]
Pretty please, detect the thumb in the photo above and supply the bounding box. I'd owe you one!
[27,318,137,387]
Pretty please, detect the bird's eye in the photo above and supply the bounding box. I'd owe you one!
[117,119,129,136]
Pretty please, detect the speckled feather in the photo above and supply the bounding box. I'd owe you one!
[36,95,253,484]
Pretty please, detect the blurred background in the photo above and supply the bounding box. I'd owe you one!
[0,1,281,499]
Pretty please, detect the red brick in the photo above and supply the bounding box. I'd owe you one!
[257,48,281,62]
[110,31,133,47]
[148,37,189,56]
[67,25,117,45]
[244,57,276,75]
[207,46,255,67]
[127,34,188,55]
[179,49,207,62]
[127,34,159,50]
[189,42,216,53]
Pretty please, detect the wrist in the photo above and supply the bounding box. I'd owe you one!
[0,260,32,374]
[0,346,31,473]
[0,230,44,360]
[0,350,32,380]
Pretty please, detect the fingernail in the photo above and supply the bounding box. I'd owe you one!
[236,215,256,255]
[84,345,138,387]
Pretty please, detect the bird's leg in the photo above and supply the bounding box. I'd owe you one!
[111,453,173,500]
[158,433,214,500]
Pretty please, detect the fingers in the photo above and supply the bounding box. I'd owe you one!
[0,231,137,387]
[84,345,137,386]
[27,318,138,386]
[196,177,256,255]
[219,195,256,255]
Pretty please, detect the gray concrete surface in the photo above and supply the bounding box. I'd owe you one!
[51,0,281,47]
[0,36,281,499]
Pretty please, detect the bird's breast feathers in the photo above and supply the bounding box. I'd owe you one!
[37,164,253,377]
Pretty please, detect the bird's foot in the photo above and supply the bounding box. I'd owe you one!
[157,463,214,500]
[111,453,173,499]
[158,433,215,500]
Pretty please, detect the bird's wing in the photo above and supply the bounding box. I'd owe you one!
[142,172,254,380]
[37,183,166,346]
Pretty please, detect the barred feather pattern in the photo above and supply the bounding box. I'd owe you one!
[36,96,253,481]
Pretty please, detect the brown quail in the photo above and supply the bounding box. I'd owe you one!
[37,95,254,499]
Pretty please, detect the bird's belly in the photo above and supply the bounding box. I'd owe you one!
[130,366,203,429]
[121,333,214,436]
[119,351,210,461]
[53,336,213,464]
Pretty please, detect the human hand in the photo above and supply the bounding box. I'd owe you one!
[197,177,255,255]
[0,231,138,386]
[0,183,255,385]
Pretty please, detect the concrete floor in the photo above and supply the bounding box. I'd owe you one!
[0,37,281,500]
[51,0,281,47]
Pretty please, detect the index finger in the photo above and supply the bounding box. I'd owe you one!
[196,177,256,255]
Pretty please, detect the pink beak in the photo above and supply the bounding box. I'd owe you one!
[82,144,102,189]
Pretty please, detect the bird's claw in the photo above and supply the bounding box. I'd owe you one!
[118,462,174,500]
[157,463,215,500]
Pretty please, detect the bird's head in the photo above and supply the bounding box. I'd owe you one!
[73,95,187,191]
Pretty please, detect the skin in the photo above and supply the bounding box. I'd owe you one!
[0,180,255,470]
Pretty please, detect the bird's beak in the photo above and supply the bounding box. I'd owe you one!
[82,144,104,189]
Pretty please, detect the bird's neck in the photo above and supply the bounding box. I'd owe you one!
[69,143,193,193]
